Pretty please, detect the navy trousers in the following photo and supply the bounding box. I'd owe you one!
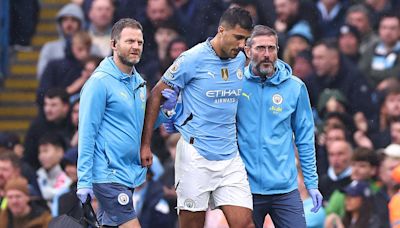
[253,189,306,228]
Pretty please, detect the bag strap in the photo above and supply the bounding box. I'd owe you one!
[80,195,100,228]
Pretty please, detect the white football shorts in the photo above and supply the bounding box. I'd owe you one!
[175,136,253,212]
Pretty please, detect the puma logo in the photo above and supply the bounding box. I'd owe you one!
[207,71,216,78]
[242,92,251,100]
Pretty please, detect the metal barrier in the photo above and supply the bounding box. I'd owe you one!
[0,0,10,80]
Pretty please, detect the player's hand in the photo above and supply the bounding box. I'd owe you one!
[76,188,94,204]
[161,88,179,110]
[163,119,178,134]
[140,145,153,167]
[308,188,323,213]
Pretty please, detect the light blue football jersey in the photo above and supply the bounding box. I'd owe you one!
[161,38,245,160]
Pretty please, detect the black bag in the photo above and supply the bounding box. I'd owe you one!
[49,196,100,228]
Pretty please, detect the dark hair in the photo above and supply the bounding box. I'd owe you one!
[342,196,374,227]
[246,25,278,47]
[314,38,339,52]
[85,55,103,67]
[45,88,70,104]
[155,20,182,35]
[111,18,143,42]
[0,151,21,169]
[231,0,258,7]
[352,147,380,167]
[38,133,66,150]
[219,7,253,31]
[379,11,400,26]
[160,37,188,71]
[384,84,400,97]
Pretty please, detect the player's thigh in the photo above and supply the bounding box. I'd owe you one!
[269,189,306,228]
[179,210,206,228]
[220,205,254,228]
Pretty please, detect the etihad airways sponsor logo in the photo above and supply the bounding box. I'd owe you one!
[206,89,242,98]
[206,89,242,104]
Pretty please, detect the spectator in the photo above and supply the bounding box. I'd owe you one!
[306,39,375,118]
[229,0,272,27]
[391,118,400,144]
[0,151,41,208]
[69,99,80,149]
[359,12,400,88]
[283,24,313,67]
[292,50,313,80]
[273,0,319,55]
[389,164,400,228]
[37,31,92,108]
[113,0,147,24]
[364,0,394,29]
[345,4,380,55]
[133,169,175,228]
[325,180,380,228]
[87,0,115,57]
[139,22,181,87]
[364,86,400,149]
[316,125,349,176]
[24,89,74,170]
[0,132,24,157]
[315,0,346,39]
[174,0,225,47]
[165,37,189,64]
[141,0,178,55]
[317,89,348,119]
[325,147,380,218]
[338,24,362,65]
[66,56,102,99]
[36,134,71,207]
[37,3,84,79]
[9,0,39,51]
[0,177,52,228]
[374,145,400,228]
[319,140,353,201]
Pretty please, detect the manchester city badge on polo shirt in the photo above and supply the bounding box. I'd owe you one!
[272,94,283,105]
[236,68,243,80]
[118,193,130,205]
[221,68,229,81]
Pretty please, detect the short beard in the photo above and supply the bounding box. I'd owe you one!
[117,53,137,67]
[253,61,275,77]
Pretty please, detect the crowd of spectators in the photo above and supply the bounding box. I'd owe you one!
[3,0,400,227]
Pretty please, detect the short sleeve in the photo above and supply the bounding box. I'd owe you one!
[161,55,192,89]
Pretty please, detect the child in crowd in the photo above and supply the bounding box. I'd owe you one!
[36,134,71,207]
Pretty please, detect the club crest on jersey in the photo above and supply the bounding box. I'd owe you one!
[236,68,243,80]
[117,193,130,205]
[221,68,229,81]
[165,56,184,79]
[272,94,283,105]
